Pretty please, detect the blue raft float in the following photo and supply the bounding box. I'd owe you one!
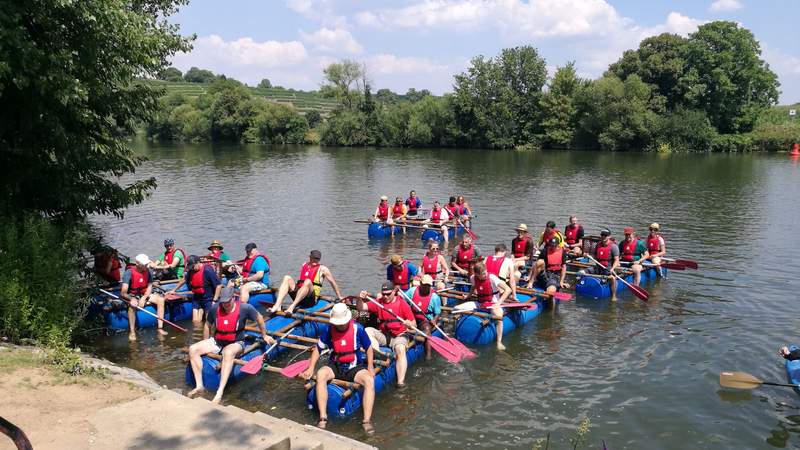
[786,344,800,395]
[367,222,400,239]
[574,264,667,299]
[454,293,545,346]
[420,225,466,242]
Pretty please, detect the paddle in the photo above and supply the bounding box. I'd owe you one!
[99,289,188,332]
[674,258,699,269]
[719,371,800,390]
[240,326,299,375]
[363,295,461,364]
[582,255,649,302]
[397,289,477,360]
[457,217,479,241]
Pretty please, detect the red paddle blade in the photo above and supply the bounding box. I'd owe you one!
[240,353,265,375]
[446,337,477,359]
[501,302,538,310]
[281,359,310,378]
[553,292,572,301]
[676,259,699,269]
[660,262,685,270]
[628,284,650,302]
[428,336,461,363]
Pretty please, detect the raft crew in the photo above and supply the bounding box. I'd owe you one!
[527,237,568,303]
[187,287,274,404]
[457,262,512,350]
[373,195,393,224]
[149,238,186,281]
[405,190,422,217]
[484,243,518,299]
[646,223,666,276]
[357,282,417,387]
[619,227,649,286]
[584,229,621,301]
[564,216,585,256]
[451,234,481,276]
[420,241,449,290]
[424,201,451,242]
[121,254,167,341]
[228,243,270,304]
[301,303,375,433]
[392,196,407,235]
[270,250,344,315]
[403,275,442,360]
[511,223,535,268]
[386,254,419,290]
[170,255,222,322]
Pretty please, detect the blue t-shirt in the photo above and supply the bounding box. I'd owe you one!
[386,262,418,283]
[403,286,441,320]
[249,256,270,285]
[317,322,372,370]
[184,265,221,300]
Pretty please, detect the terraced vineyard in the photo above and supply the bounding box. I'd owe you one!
[148,80,339,116]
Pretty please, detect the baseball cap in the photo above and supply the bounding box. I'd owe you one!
[245,242,257,252]
[624,226,634,234]
[421,274,434,285]
[309,250,322,260]
[380,195,388,201]
[218,286,236,303]
[381,281,394,292]
[328,303,352,326]
[163,238,174,247]
[600,229,611,237]
[187,255,200,266]
[134,254,150,265]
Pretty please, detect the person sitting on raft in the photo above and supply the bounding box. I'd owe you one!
[187,287,273,404]
[170,255,222,323]
[456,195,472,222]
[646,223,667,277]
[582,228,621,301]
[387,254,419,290]
[357,282,417,388]
[149,238,186,281]
[203,240,229,276]
[423,201,451,242]
[270,250,344,315]
[451,234,481,277]
[564,215,585,256]
[94,246,123,285]
[618,227,649,286]
[530,222,567,284]
[121,254,168,341]
[405,190,422,217]
[403,275,442,360]
[484,243,518,300]
[455,261,513,351]
[391,196,407,235]
[511,223,535,269]
[526,237,568,306]
[301,303,376,433]
[373,195,393,224]
[227,242,270,304]
[420,240,449,290]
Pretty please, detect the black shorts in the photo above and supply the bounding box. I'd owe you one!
[289,286,318,308]
[325,361,367,382]
[536,271,561,290]
[584,266,611,276]
[192,293,212,311]
[407,210,418,216]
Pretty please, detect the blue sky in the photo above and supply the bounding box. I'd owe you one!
[170,0,800,103]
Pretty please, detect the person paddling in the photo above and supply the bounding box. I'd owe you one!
[270,250,344,315]
[511,223,535,269]
[357,283,417,388]
[391,196,408,235]
[405,190,422,217]
[187,287,273,404]
[455,262,512,350]
[228,243,270,304]
[301,303,376,432]
[456,195,472,223]
[403,275,442,360]
[373,195,393,224]
[170,255,222,323]
[420,241,449,290]
[619,227,649,286]
[531,222,567,284]
[121,254,168,341]
[564,216,585,256]
[646,223,667,277]
[386,254,419,290]
[451,234,481,277]
[149,238,186,281]
[484,243,518,300]
[423,201,450,242]
[526,237,568,305]
[583,229,620,301]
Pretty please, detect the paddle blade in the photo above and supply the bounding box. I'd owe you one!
[553,292,572,301]
[281,359,311,378]
[240,354,266,375]
[445,337,477,359]
[661,262,685,270]
[676,259,699,269]
[428,336,461,363]
[627,283,650,302]
[501,302,538,310]
[719,371,762,390]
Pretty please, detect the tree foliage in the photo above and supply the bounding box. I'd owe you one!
[321,59,365,110]
[183,66,217,83]
[158,66,184,82]
[257,78,272,89]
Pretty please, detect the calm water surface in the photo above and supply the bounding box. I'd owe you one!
[86,141,800,449]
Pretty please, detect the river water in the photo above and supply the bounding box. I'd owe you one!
[87,141,800,449]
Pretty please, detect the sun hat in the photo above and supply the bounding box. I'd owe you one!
[134,254,150,265]
[380,195,388,201]
[421,274,434,285]
[650,223,660,231]
[515,223,528,232]
[208,240,224,251]
[390,254,403,265]
[329,303,352,326]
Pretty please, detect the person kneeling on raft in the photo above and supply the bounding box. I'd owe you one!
[356,283,416,388]
[187,287,274,404]
[302,303,376,433]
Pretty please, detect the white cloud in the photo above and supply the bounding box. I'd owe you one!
[709,0,743,13]
[366,54,450,75]
[300,27,363,54]
[762,46,800,102]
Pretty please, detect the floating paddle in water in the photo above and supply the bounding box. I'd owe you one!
[583,255,650,302]
[397,289,477,360]
[99,288,187,332]
[719,371,800,390]
[241,326,298,375]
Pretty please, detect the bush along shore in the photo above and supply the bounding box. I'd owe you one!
[146,21,798,152]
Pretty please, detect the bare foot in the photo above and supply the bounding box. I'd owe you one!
[187,387,206,398]
[211,394,222,404]
[128,333,137,341]
[285,307,295,315]
[317,418,328,429]
[157,329,168,336]
[362,421,374,434]
[496,342,506,351]
[611,296,618,302]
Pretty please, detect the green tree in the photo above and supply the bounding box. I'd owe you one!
[320,110,371,146]
[0,0,191,218]
[654,108,717,151]
[305,110,322,128]
[375,88,400,105]
[321,59,364,109]
[207,79,253,141]
[183,66,217,83]
[410,95,458,147]
[246,101,308,144]
[158,66,184,82]
[539,62,584,148]
[169,104,210,141]
[405,88,432,103]
[257,78,272,89]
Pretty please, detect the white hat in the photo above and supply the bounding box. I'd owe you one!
[380,195,388,201]
[134,254,150,265]
[329,303,352,326]
[515,223,528,232]
[421,274,433,285]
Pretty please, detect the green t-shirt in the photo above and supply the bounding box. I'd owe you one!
[159,250,185,278]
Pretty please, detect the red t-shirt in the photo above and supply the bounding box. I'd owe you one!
[366,296,415,337]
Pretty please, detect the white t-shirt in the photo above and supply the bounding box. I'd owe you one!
[485,255,515,282]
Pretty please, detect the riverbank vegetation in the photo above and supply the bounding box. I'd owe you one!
[147,21,797,152]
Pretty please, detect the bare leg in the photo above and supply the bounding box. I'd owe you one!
[192,307,204,323]
[651,256,663,277]
[239,285,252,304]
[188,339,217,397]
[285,279,312,314]
[493,306,505,350]
[355,369,375,431]
[270,276,296,314]
[151,294,168,335]
[394,344,408,386]
[531,259,545,284]
[422,322,432,360]
[314,366,334,427]
[610,277,618,301]
[127,302,137,341]
[212,343,243,404]
[441,225,448,243]
[632,264,642,286]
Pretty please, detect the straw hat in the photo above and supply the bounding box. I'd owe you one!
[515,223,528,232]
[208,240,224,251]
[650,223,660,231]
[328,303,352,326]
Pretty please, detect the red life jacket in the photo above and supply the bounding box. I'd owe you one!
[546,247,565,271]
[376,297,407,337]
[242,253,269,278]
[392,203,404,217]
[595,241,613,267]
[203,251,220,272]
[456,244,476,269]
[474,276,498,308]
[430,208,442,224]
[405,197,419,213]
[647,234,663,254]
[391,261,411,289]
[377,203,389,220]
[411,288,434,321]
[512,236,530,258]
[564,224,580,245]
[484,256,505,278]
[620,238,639,262]
[164,248,187,272]
[189,267,205,294]
[422,254,440,275]
[330,320,358,364]
[214,302,241,344]
[298,262,322,287]
[456,202,467,215]
[445,203,458,217]
[128,266,150,296]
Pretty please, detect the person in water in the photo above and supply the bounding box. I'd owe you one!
[121,254,168,341]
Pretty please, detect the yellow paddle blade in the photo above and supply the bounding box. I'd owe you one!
[719,371,763,390]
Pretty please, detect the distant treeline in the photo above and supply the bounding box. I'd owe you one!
[147,21,799,152]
